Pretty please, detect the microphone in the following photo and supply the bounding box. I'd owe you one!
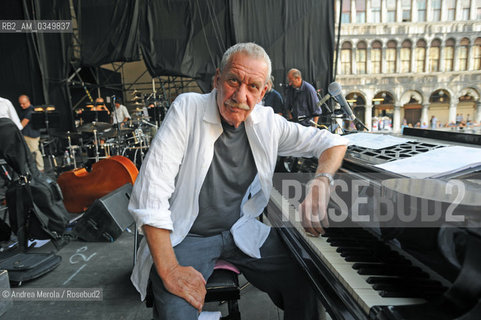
[327,82,355,121]
[327,82,368,131]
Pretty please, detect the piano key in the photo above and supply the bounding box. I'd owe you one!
[268,188,431,315]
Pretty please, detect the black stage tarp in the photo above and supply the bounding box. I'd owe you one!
[138,0,334,93]
[78,0,141,67]
[0,0,74,131]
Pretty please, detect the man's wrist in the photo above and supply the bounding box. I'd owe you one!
[313,172,334,186]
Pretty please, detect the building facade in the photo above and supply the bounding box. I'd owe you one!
[335,0,481,132]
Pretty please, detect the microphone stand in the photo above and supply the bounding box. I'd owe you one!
[112,96,123,148]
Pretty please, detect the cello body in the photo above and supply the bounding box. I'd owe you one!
[57,155,138,213]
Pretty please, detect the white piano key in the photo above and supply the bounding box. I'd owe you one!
[269,188,427,315]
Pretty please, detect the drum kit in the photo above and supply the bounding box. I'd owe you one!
[57,108,157,171]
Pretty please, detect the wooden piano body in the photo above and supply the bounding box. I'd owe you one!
[267,128,481,320]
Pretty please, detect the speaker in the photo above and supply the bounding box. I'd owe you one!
[74,183,134,242]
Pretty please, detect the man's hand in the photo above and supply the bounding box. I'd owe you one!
[299,177,331,237]
[161,264,207,312]
[142,226,207,312]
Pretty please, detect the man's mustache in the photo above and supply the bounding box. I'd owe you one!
[225,100,250,111]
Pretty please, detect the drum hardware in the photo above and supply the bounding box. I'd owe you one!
[66,131,80,169]
[78,121,112,133]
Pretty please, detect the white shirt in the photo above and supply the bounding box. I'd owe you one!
[128,90,348,300]
[112,104,130,124]
[0,97,22,130]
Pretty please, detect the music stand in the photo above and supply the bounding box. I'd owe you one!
[81,111,109,124]
[31,106,60,132]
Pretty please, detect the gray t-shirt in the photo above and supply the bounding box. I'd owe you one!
[189,119,257,236]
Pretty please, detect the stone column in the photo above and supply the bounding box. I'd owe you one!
[421,103,429,126]
[352,47,357,74]
[448,102,457,124]
[439,43,446,72]
[411,45,416,72]
[367,47,372,72]
[393,105,401,133]
[396,45,401,73]
[475,101,481,123]
[365,104,373,130]
[381,46,387,74]
[425,44,431,72]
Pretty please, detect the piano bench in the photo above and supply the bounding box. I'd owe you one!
[144,261,241,320]
[205,260,241,320]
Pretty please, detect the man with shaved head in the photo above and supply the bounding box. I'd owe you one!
[285,68,322,126]
[18,94,44,172]
[129,43,347,320]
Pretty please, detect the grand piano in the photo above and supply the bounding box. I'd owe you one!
[267,128,481,320]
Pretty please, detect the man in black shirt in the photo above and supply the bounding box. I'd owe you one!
[262,76,284,116]
[18,95,44,172]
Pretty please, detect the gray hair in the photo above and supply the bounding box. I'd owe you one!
[219,42,272,83]
[288,68,302,79]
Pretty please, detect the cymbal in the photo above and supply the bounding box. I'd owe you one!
[52,131,81,138]
[79,122,112,133]
[131,114,149,120]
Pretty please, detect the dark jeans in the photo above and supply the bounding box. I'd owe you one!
[149,229,319,320]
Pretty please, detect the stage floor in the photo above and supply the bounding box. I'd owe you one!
[1,231,284,320]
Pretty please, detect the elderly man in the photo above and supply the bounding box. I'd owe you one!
[18,95,44,171]
[129,43,347,320]
[285,68,322,126]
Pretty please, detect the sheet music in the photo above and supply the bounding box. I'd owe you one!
[375,146,481,179]
[345,133,413,150]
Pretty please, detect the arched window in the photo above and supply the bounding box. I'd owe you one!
[386,40,397,73]
[417,0,426,21]
[416,39,426,72]
[459,38,470,71]
[444,38,455,71]
[341,42,352,74]
[474,38,481,70]
[356,0,366,23]
[356,41,367,74]
[401,40,412,73]
[372,41,382,73]
[429,39,441,72]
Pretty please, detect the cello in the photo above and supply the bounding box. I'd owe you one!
[57,155,138,213]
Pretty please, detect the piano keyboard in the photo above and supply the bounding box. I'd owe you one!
[269,187,447,316]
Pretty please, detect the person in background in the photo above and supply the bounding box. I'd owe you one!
[112,98,130,125]
[0,96,22,130]
[284,68,321,126]
[18,95,44,172]
[262,75,284,116]
[430,115,438,129]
